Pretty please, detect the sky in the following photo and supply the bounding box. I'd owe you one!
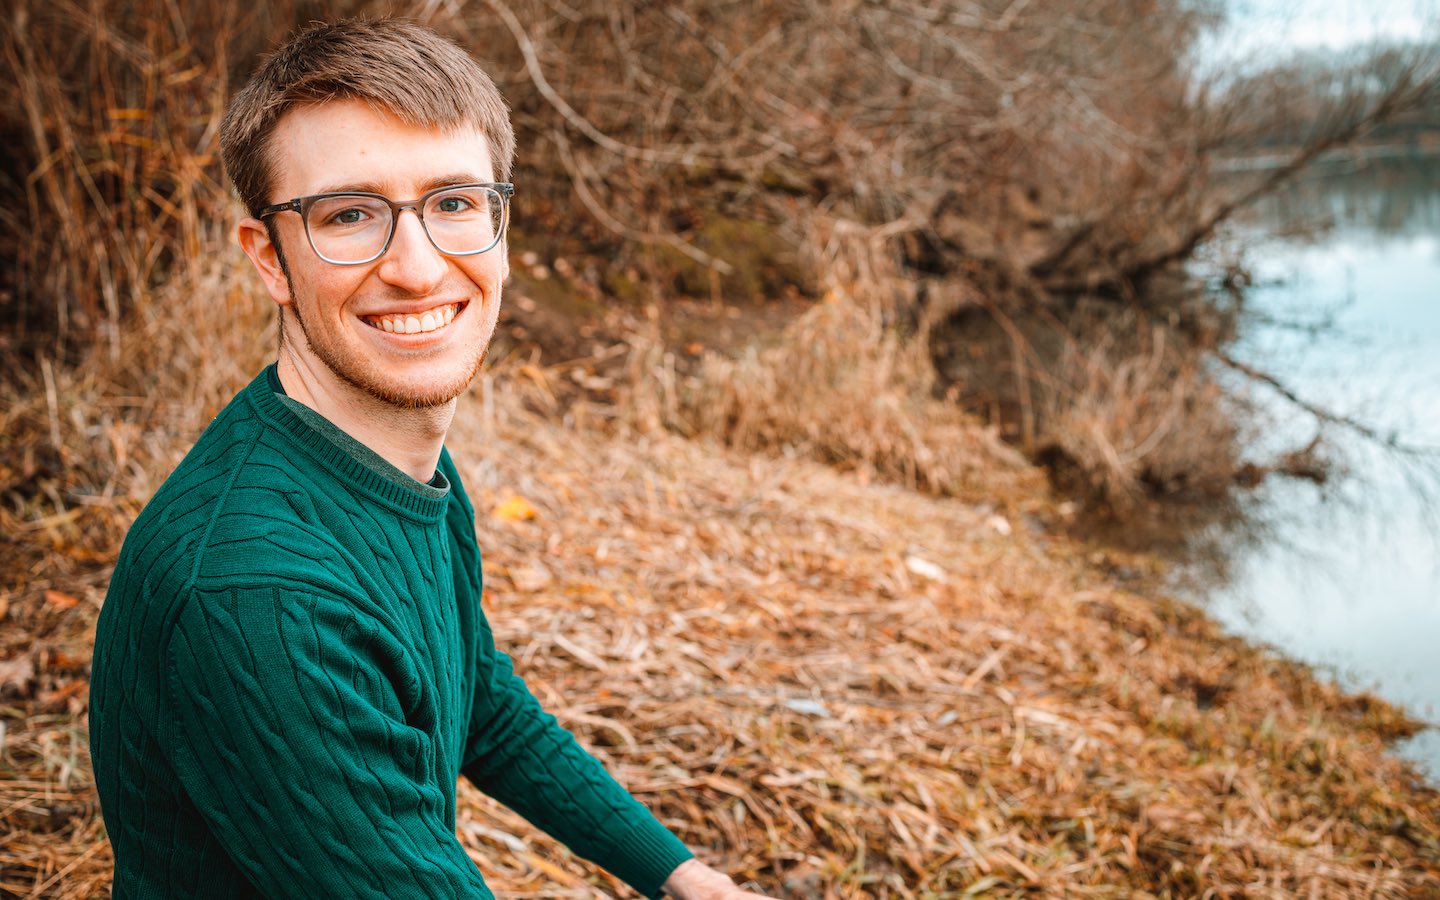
[1199,0,1437,71]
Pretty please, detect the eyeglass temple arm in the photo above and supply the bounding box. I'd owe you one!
[257,199,302,219]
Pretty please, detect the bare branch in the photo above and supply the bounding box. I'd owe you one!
[1217,351,1440,458]
[549,129,734,275]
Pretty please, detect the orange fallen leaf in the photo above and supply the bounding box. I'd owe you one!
[41,679,89,706]
[492,494,538,522]
[45,649,90,672]
[44,590,80,609]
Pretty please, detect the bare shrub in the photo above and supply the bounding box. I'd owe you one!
[469,0,1439,513]
[0,1,324,359]
[681,299,1031,498]
[1036,323,1244,513]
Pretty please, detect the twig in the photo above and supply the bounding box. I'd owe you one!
[550,129,733,275]
[26,838,106,898]
[483,0,757,168]
[1216,350,1440,457]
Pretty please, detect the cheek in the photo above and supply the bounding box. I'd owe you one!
[462,260,506,304]
[294,266,366,314]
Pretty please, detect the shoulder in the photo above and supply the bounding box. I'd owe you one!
[107,380,365,622]
[108,389,264,594]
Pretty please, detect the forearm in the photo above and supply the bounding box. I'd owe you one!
[463,699,692,896]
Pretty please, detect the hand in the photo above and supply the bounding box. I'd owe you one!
[661,859,771,899]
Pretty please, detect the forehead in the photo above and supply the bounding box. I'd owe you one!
[266,99,495,198]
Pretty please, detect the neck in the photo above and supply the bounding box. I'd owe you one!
[275,351,454,484]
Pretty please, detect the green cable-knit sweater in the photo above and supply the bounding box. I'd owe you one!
[90,365,692,899]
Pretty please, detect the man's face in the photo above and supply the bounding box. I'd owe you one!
[241,100,508,409]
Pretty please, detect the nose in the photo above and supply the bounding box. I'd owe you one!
[377,207,446,294]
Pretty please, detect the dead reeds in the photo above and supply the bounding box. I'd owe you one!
[627,296,1034,503]
[0,0,321,362]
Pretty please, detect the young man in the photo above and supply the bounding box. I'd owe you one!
[89,18,764,900]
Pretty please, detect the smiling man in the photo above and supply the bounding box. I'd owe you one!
[89,18,763,900]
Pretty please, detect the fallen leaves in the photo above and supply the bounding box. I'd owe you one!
[0,654,35,695]
[3,368,1437,899]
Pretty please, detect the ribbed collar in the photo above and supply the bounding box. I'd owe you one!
[243,365,451,523]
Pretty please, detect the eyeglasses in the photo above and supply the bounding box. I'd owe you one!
[258,183,514,265]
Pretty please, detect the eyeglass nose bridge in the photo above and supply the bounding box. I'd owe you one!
[378,200,439,259]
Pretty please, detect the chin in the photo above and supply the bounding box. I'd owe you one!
[344,362,485,409]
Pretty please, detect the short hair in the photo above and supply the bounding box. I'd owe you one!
[220,17,515,217]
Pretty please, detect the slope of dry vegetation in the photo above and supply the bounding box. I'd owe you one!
[4,344,1439,896]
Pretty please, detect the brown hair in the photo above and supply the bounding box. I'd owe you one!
[220,17,515,217]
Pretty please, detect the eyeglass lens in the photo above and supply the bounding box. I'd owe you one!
[305,186,505,263]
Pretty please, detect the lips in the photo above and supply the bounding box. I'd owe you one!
[363,302,462,334]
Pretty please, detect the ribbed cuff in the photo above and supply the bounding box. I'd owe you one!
[606,819,694,900]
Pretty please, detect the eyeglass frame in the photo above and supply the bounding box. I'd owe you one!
[257,182,515,266]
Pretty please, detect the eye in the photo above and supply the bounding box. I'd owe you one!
[435,195,473,214]
[326,206,371,226]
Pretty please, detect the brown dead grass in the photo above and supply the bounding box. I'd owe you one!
[4,3,1437,894]
[1037,319,1247,511]
[625,297,1037,505]
[3,312,1439,896]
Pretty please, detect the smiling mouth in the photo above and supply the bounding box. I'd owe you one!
[363,302,464,334]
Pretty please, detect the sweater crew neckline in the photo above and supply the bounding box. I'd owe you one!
[244,365,451,522]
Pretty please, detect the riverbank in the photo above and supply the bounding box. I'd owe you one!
[2,349,1437,897]
[1215,140,1440,173]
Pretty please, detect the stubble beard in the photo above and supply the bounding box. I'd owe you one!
[286,290,489,411]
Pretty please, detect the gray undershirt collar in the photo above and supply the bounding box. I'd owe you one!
[266,365,449,499]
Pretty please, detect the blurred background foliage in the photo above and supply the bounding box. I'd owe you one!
[2,0,1437,520]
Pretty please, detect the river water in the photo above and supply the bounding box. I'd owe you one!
[1196,155,1440,780]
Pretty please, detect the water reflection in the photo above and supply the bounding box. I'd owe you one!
[1201,153,1440,781]
[1246,155,1440,239]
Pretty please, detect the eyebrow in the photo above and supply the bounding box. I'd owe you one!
[308,173,493,197]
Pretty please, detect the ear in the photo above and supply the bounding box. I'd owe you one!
[237,217,293,306]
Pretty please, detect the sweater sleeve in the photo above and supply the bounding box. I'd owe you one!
[459,615,694,898]
[437,448,693,897]
[164,585,495,900]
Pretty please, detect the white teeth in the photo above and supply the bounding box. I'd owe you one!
[368,303,459,333]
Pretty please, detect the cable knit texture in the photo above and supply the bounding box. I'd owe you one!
[90,366,692,899]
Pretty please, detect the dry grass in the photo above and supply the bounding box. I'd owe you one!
[626,297,1036,504]
[0,0,308,357]
[3,303,1438,896]
[1036,321,1247,512]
